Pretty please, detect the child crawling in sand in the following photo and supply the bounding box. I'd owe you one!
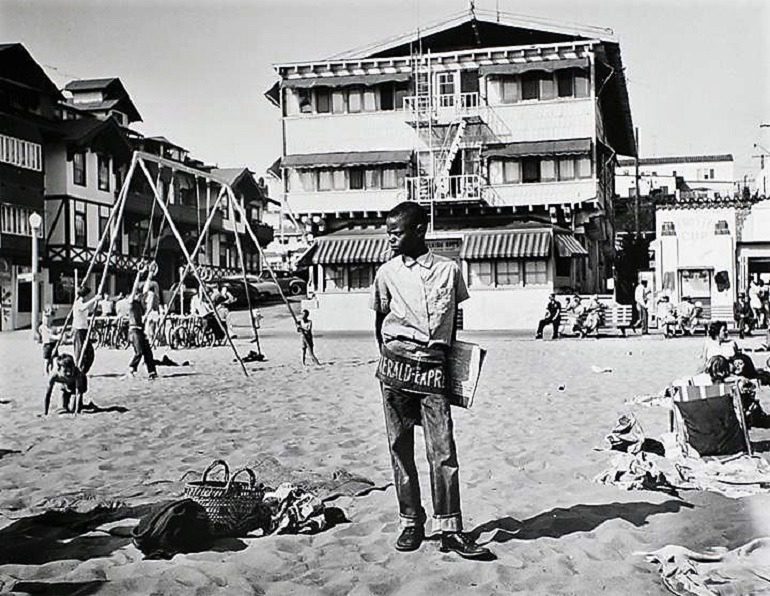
[44,354,92,415]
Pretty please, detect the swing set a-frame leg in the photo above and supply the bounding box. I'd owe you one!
[231,210,261,352]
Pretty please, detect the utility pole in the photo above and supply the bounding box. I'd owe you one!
[634,127,640,237]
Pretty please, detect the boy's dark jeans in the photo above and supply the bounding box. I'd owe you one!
[381,383,462,532]
[536,315,561,338]
[129,328,157,374]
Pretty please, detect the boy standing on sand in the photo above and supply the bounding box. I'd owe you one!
[370,202,492,560]
[297,309,321,365]
[124,263,158,379]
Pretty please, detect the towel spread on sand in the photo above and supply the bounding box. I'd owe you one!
[639,538,770,596]
[595,452,678,494]
[263,483,327,535]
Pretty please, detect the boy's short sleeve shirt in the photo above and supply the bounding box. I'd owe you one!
[370,251,468,348]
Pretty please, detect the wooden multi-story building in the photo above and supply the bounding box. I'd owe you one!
[267,13,635,330]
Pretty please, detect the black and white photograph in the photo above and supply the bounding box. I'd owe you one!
[0,0,769,593]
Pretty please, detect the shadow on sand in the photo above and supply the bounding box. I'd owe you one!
[469,500,693,543]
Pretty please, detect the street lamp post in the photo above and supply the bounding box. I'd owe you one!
[28,211,42,342]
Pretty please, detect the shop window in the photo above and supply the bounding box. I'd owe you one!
[503,160,521,184]
[522,157,540,183]
[365,168,381,189]
[324,265,344,291]
[98,154,110,191]
[558,157,575,180]
[349,264,373,289]
[347,88,362,113]
[521,73,540,100]
[332,90,346,114]
[318,170,333,191]
[496,260,522,286]
[525,260,548,284]
[469,261,493,287]
[349,168,364,190]
[315,89,331,114]
[556,257,571,277]
[574,71,590,98]
[540,74,556,100]
[380,85,394,111]
[73,201,87,246]
[299,171,316,191]
[332,169,346,190]
[73,151,86,186]
[557,70,574,97]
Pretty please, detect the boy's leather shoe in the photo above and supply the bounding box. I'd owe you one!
[395,526,424,551]
[439,533,493,559]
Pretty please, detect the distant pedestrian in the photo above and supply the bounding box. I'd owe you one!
[297,309,320,365]
[535,294,562,339]
[634,280,650,334]
[734,292,754,339]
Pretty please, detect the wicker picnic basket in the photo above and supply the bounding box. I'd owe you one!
[184,459,265,537]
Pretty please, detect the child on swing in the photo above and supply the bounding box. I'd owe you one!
[44,353,90,415]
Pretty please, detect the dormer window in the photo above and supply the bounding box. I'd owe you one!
[109,110,126,126]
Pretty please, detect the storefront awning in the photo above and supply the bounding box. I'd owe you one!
[283,72,411,89]
[555,234,588,257]
[312,235,390,265]
[283,150,412,169]
[479,58,589,77]
[461,230,551,259]
[484,138,591,159]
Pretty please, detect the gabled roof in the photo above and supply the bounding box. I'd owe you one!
[330,10,617,60]
[211,167,254,187]
[143,136,186,151]
[0,43,62,99]
[64,77,142,123]
[40,116,132,162]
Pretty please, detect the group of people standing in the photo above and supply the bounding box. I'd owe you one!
[734,278,770,339]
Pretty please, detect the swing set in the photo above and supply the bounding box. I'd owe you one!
[51,150,302,410]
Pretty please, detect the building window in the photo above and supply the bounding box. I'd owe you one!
[365,168,381,189]
[324,265,344,291]
[524,260,548,284]
[349,168,364,190]
[349,264,373,290]
[382,168,398,189]
[0,134,42,171]
[522,157,540,183]
[73,201,87,246]
[332,90,346,114]
[98,154,110,191]
[315,88,331,113]
[347,88,362,113]
[558,157,575,180]
[539,73,556,100]
[557,70,574,97]
[73,152,86,186]
[574,71,590,97]
[710,168,715,179]
[501,77,519,103]
[503,160,521,183]
[332,169,346,190]
[297,89,312,113]
[380,85,395,111]
[496,260,522,286]
[468,261,493,287]
[540,159,556,182]
[363,89,377,112]
[576,157,592,178]
[555,257,571,277]
[98,205,110,241]
[300,171,317,191]
[318,170,333,191]
[521,73,540,100]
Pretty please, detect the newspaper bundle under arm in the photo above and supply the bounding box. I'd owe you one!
[447,340,486,408]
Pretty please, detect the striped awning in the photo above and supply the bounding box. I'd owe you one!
[479,57,589,77]
[312,235,390,265]
[484,138,591,159]
[554,234,588,257]
[283,73,411,89]
[283,150,412,169]
[460,230,551,260]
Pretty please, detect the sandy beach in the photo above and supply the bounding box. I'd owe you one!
[2,305,770,595]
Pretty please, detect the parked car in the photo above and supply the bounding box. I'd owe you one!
[214,279,273,308]
[256,270,307,296]
[218,276,282,304]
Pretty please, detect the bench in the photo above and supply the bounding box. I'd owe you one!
[560,302,634,337]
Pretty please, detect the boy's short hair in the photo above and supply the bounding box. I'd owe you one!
[302,309,310,316]
[386,202,428,227]
[77,287,91,298]
[706,355,731,381]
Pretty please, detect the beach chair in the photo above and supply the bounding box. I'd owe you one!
[669,382,752,457]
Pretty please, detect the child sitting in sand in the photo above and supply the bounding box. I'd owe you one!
[44,354,91,415]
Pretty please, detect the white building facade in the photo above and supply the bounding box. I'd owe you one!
[267,14,636,330]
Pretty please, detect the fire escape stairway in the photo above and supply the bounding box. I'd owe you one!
[435,118,467,199]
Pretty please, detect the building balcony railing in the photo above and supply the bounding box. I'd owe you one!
[403,92,480,117]
[405,174,482,203]
[1,203,43,237]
